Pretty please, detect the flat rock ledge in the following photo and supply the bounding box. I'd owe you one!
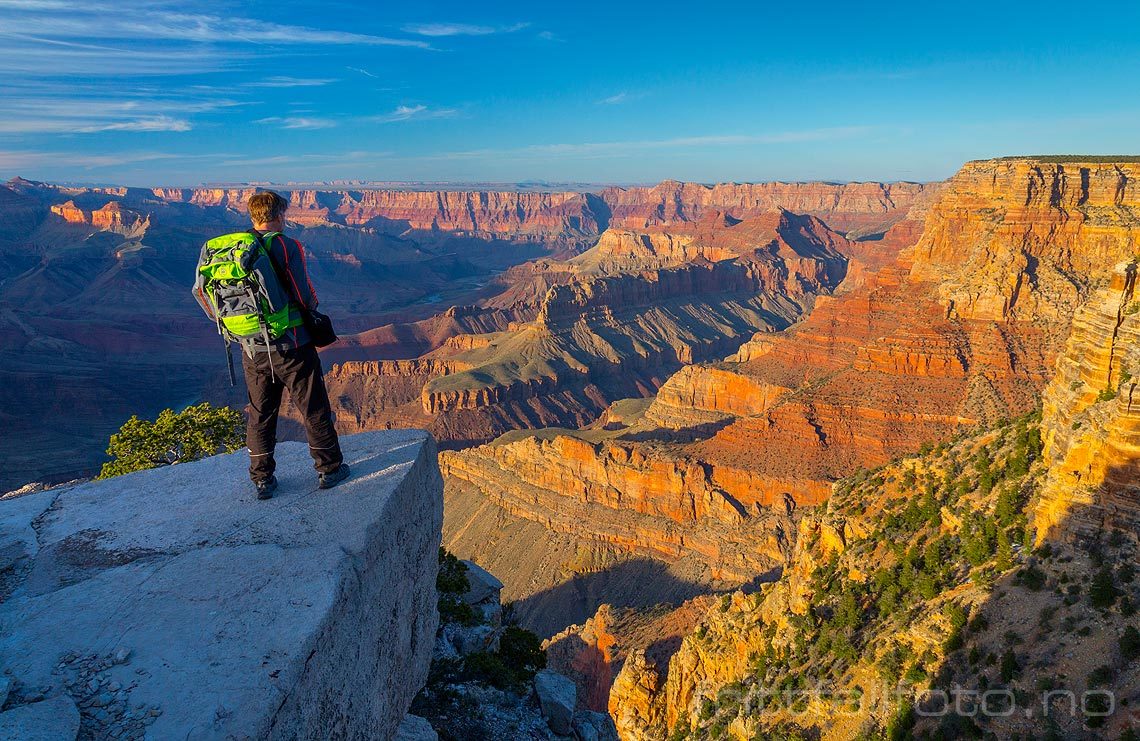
[0,430,443,740]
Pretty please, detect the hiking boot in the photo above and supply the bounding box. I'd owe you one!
[254,475,278,500]
[318,463,350,490]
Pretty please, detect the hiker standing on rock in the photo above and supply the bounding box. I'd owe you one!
[193,191,349,499]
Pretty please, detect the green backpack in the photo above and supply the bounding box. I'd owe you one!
[193,231,303,381]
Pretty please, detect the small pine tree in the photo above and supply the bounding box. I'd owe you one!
[835,591,861,630]
[97,403,244,479]
[994,486,1019,527]
[1121,625,1140,662]
[1089,567,1119,609]
[995,528,1014,571]
[1000,648,1019,682]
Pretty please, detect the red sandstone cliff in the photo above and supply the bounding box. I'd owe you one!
[136,179,935,239]
[600,180,934,237]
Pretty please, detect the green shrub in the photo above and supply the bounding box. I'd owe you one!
[886,696,916,741]
[1087,665,1115,688]
[458,625,546,694]
[436,550,479,626]
[97,402,244,479]
[1089,567,1119,608]
[1121,625,1140,662]
[995,529,1014,570]
[1096,388,1118,403]
[1015,565,1047,591]
[437,549,470,594]
[462,652,515,690]
[497,626,546,684]
[1000,649,1019,682]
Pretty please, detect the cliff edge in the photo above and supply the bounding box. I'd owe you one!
[0,429,443,740]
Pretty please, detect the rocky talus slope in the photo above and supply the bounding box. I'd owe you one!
[410,551,620,740]
[605,414,1140,739]
[0,431,443,740]
[441,159,1140,638]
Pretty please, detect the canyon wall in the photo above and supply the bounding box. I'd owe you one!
[45,179,929,240]
[441,159,1140,644]
[325,210,854,449]
[600,180,933,237]
[1035,259,1140,540]
[911,159,1140,322]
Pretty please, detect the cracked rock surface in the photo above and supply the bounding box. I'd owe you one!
[0,430,442,740]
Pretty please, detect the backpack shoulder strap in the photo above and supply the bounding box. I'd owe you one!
[249,230,303,309]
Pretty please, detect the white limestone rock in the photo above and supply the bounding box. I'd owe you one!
[439,622,501,657]
[0,431,443,741]
[460,559,503,606]
[394,713,438,741]
[573,710,618,741]
[0,695,80,741]
[534,669,577,736]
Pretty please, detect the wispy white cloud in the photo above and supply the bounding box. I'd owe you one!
[0,0,81,8]
[369,105,456,123]
[0,35,232,76]
[597,91,650,105]
[255,116,337,130]
[430,126,876,160]
[0,6,431,48]
[346,66,379,79]
[0,1,431,82]
[401,22,529,37]
[118,13,430,47]
[244,76,336,88]
[0,146,394,175]
[77,115,191,133]
[0,148,181,170]
[0,88,244,134]
[217,150,392,169]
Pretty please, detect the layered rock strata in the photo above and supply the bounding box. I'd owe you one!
[327,210,853,448]
[599,180,934,237]
[1035,259,1140,540]
[440,159,1140,636]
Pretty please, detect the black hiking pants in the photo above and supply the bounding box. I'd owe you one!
[241,343,343,481]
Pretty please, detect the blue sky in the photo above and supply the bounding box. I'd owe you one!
[1,0,1139,186]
